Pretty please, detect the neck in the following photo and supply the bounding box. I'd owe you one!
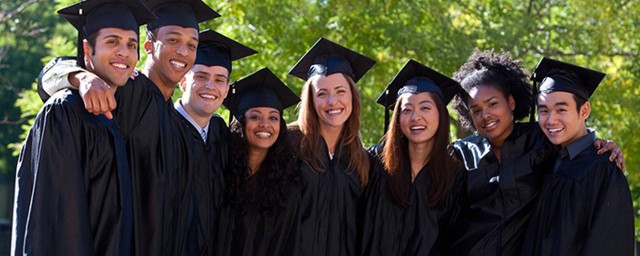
[247,147,268,176]
[488,124,514,162]
[142,64,174,101]
[320,124,342,154]
[181,100,210,128]
[408,141,432,182]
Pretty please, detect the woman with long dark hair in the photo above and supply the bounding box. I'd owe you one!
[360,60,466,255]
[216,68,303,256]
[287,38,375,256]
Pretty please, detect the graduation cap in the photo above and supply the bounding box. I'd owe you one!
[58,0,157,68]
[195,29,258,74]
[145,0,220,31]
[288,38,375,82]
[531,57,605,100]
[223,68,300,122]
[376,59,461,132]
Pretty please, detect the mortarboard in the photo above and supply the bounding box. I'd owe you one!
[145,0,220,31]
[223,68,300,122]
[288,38,375,83]
[532,57,605,100]
[376,59,462,132]
[195,29,258,74]
[57,0,157,68]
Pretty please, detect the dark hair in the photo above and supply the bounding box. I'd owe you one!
[451,49,532,131]
[146,27,159,42]
[225,117,301,215]
[380,92,456,209]
[85,32,99,56]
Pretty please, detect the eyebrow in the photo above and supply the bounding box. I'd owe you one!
[165,31,199,43]
[483,96,498,103]
[419,100,434,105]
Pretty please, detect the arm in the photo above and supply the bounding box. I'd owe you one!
[38,57,117,119]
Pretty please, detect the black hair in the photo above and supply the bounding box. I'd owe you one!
[451,49,532,131]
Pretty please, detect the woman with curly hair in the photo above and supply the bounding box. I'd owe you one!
[287,38,375,256]
[448,50,624,255]
[216,68,303,256]
[360,60,467,255]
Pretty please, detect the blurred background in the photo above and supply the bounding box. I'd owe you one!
[1,0,639,254]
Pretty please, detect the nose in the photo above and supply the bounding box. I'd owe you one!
[546,111,559,125]
[176,43,188,56]
[116,43,130,58]
[410,111,421,121]
[327,94,336,105]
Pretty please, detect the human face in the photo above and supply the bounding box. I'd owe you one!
[311,73,353,131]
[244,107,281,152]
[537,91,590,147]
[180,64,229,122]
[146,25,198,88]
[85,28,138,87]
[398,92,440,148]
[467,84,515,147]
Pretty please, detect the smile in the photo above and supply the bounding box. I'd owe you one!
[255,132,272,138]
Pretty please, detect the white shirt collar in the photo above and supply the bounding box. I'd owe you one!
[174,99,209,142]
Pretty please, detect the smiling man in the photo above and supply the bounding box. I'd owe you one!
[11,1,155,255]
[35,0,221,255]
[521,57,633,256]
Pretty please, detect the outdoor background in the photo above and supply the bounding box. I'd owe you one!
[0,0,638,254]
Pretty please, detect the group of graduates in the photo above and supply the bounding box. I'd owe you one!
[10,0,634,255]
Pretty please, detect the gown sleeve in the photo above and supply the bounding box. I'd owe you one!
[37,56,86,102]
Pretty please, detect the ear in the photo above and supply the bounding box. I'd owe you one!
[507,95,516,111]
[178,77,187,92]
[82,39,92,66]
[144,40,153,54]
[580,101,591,120]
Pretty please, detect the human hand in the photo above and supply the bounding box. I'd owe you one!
[76,72,116,119]
[594,139,626,173]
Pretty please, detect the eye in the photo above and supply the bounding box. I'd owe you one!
[489,102,498,108]
[249,114,261,121]
[538,109,548,115]
[401,108,412,114]
[128,42,138,50]
[195,74,207,81]
[420,105,431,111]
[167,38,178,44]
[215,78,226,84]
[316,91,327,98]
[106,39,117,45]
[558,108,567,113]
[269,115,280,121]
[336,89,346,95]
[188,43,197,51]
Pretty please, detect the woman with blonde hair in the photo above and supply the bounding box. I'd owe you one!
[288,38,375,256]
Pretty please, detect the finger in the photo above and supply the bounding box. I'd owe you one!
[84,96,94,113]
[98,95,111,115]
[593,140,604,149]
[104,111,113,120]
[107,93,117,112]
[609,148,620,162]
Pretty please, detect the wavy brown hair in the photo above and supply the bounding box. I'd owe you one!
[381,92,456,209]
[293,73,369,187]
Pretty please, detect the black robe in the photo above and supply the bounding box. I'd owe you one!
[359,153,466,256]
[289,129,362,256]
[174,114,229,255]
[521,133,633,256]
[449,123,552,255]
[37,58,199,255]
[216,167,303,256]
[12,89,133,256]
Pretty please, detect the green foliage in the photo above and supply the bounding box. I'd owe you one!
[4,0,640,238]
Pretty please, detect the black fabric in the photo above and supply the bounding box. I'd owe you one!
[359,153,467,256]
[12,89,133,256]
[110,74,200,255]
[175,114,229,255]
[216,159,303,256]
[521,137,634,256]
[288,128,362,256]
[145,0,220,31]
[532,57,605,100]
[195,29,257,73]
[449,123,553,256]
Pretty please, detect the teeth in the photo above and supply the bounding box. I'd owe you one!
[170,60,186,68]
[200,94,217,100]
[255,132,272,138]
[483,120,497,129]
[112,63,127,69]
[411,126,425,130]
[548,127,564,133]
[327,109,342,115]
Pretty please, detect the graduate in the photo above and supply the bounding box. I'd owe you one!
[448,50,625,255]
[360,60,466,256]
[521,57,633,256]
[288,38,375,256]
[11,0,155,255]
[173,29,257,255]
[216,68,302,256]
[36,0,220,255]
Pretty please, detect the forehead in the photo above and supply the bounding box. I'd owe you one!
[246,106,280,114]
[468,83,504,100]
[537,91,576,105]
[96,27,138,39]
[312,73,350,90]
[190,64,229,76]
[156,25,199,39]
[399,92,434,105]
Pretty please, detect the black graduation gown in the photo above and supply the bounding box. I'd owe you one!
[12,89,132,256]
[109,74,195,256]
[359,155,467,256]
[521,137,634,256]
[449,123,552,256]
[292,130,362,256]
[175,114,229,255]
[216,168,303,256]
